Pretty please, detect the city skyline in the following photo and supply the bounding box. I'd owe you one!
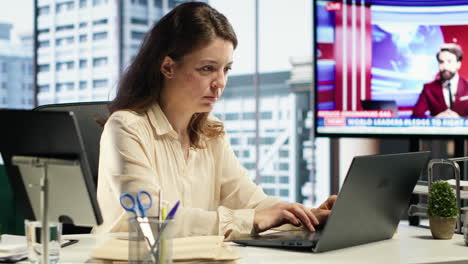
[1,0,312,75]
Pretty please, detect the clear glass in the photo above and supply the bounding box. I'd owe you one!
[24,220,62,264]
[128,217,173,264]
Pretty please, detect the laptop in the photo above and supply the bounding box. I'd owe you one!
[233,151,430,253]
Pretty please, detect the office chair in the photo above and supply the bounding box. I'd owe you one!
[34,101,110,184]
[34,102,110,234]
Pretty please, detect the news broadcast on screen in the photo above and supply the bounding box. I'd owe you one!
[315,1,468,136]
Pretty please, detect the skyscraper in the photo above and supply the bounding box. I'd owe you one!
[35,0,194,106]
[213,71,313,202]
[0,22,33,109]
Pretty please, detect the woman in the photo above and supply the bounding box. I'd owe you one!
[95,2,336,240]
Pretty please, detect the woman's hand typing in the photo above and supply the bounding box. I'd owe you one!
[253,195,337,233]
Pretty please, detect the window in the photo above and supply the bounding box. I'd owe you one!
[39,84,50,92]
[66,61,74,70]
[93,79,108,88]
[79,22,87,28]
[56,38,64,46]
[230,138,240,146]
[279,163,289,170]
[56,1,74,13]
[93,57,108,67]
[38,64,50,73]
[38,28,50,36]
[38,40,50,48]
[2,62,7,73]
[242,112,255,120]
[1,82,7,89]
[79,81,87,90]
[260,176,275,183]
[279,189,289,196]
[56,83,63,92]
[93,0,108,6]
[79,34,87,42]
[248,137,275,145]
[279,150,289,158]
[92,19,108,26]
[57,36,74,46]
[244,163,255,170]
[56,24,74,32]
[279,176,289,184]
[131,31,146,40]
[92,32,107,41]
[79,59,87,68]
[56,61,74,71]
[56,82,74,92]
[130,18,148,25]
[243,150,250,158]
[38,5,50,16]
[262,137,275,145]
[263,189,275,195]
[79,0,87,8]
[67,82,74,91]
[225,113,239,120]
[66,36,74,44]
[132,0,148,5]
[260,112,273,120]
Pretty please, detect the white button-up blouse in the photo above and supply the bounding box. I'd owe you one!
[94,104,279,240]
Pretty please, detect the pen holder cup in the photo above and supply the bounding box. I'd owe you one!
[128,217,174,264]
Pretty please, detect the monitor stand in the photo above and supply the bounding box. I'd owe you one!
[12,155,98,263]
[12,156,61,264]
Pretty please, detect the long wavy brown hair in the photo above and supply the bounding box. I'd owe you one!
[109,2,237,149]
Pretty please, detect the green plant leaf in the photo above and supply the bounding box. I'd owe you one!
[428,180,458,217]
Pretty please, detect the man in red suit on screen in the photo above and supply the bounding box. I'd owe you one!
[412,43,468,118]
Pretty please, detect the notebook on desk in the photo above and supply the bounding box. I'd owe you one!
[233,151,431,253]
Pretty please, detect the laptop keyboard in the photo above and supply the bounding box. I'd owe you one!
[256,230,321,242]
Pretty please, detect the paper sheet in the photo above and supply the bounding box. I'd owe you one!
[90,235,240,262]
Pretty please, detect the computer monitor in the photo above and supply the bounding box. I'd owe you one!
[0,109,102,226]
[315,1,468,137]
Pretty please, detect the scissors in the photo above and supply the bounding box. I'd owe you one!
[119,190,153,217]
[120,190,157,261]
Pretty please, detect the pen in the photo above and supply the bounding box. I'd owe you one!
[166,200,180,220]
[158,189,163,221]
[144,200,181,263]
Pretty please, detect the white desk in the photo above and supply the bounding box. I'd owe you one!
[60,223,468,264]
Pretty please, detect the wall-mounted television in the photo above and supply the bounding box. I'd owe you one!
[315,0,468,137]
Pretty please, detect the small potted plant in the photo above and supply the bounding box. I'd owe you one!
[428,180,459,239]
